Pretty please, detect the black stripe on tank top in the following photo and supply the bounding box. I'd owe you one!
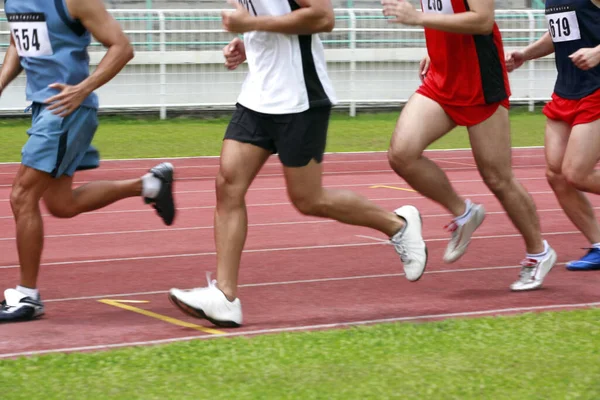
[287,0,332,108]
[54,0,86,36]
[463,0,507,104]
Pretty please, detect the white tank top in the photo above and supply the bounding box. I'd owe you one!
[236,0,337,114]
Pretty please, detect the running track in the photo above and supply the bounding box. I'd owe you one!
[0,147,599,358]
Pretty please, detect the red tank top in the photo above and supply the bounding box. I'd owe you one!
[420,0,511,106]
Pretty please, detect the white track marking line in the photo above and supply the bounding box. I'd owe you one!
[45,262,558,303]
[0,154,545,175]
[1,300,597,359]
[0,189,556,216]
[0,164,550,188]
[0,176,552,196]
[0,146,545,166]
[0,230,584,270]
[0,205,577,241]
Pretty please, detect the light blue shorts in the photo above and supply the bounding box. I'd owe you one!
[22,103,100,178]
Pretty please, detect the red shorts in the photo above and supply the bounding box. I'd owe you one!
[542,89,600,127]
[416,84,510,127]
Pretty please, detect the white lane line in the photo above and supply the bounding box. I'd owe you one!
[0,189,558,217]
[45,262,557,304]
[1,299,597,359]
[0,155,546,175]
[0,146,545,166]
[0,230,585,270]
[0,204,580,241]
[0,164,549,188]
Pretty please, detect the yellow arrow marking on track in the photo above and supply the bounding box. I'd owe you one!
[370,185,416,192]
[98,299,225,335]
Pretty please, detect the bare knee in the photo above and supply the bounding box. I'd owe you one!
[45,201,78,219]
[387,138,420,174]
[215,168,247,208]
[546,168,569,191]
[562,164,589,190]
[480,166,513,194]
[11,181,40,218]
[290,192,328,217]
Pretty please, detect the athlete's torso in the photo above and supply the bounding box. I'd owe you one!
[237,0,336,114]
[420,0,510,105]
[545,0,600,99]
[4,0,98,108]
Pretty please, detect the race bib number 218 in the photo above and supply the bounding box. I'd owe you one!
[7,13,53,57]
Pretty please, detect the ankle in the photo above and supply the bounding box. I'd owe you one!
[216,282,237,302]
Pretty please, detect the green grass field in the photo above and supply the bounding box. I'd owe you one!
[1,110,599,399]
[0,109,547,161]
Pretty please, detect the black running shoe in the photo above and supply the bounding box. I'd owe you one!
[144,162,176,226]
[0,289,44,323]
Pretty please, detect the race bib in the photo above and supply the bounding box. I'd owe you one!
[422,0,454,14]
[546,11,581,43]
[7,13,53,57]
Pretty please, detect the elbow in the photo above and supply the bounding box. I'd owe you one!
[124,43,135,62]
[476,17,494,35]
[321,15,335,32]
[315,10,335,33]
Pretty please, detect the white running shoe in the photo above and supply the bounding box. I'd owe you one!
[510,246,557,291]
[391,205,428,281]
[443,203,486,263]
[169,275,242,327]
[0,289,44,323]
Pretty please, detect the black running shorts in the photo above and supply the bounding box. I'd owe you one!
[224,103,331,167]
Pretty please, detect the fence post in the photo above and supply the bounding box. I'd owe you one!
[158,11,167,120]
[349,10,356,117]
[527,10,535,112]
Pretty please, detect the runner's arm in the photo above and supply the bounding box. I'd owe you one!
[521,32,555,61]
[250,0,334,34]
[0,35,23,94]
[419,0,495,35]
[66,0,134,96]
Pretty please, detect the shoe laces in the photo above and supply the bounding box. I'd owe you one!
[518,258,538,281]
[445,221,458,233]
[390,237,408,263]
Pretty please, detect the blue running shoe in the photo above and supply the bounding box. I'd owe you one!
[566,248,600,271]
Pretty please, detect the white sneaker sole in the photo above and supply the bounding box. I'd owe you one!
[168,292,241,328]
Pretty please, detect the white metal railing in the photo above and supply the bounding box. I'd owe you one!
[0,9,552,118]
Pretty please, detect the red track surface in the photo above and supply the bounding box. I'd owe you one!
[0,148,599,358]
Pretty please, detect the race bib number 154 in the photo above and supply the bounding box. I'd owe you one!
[7,13,53,57]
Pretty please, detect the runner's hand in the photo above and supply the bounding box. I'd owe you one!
[419,56,430,82]
[570,47,600,71]
[44,83,90,117]
[382,0,422,26]
[223,37,247,70]
[222,0,255,33]
[505,50,526,72]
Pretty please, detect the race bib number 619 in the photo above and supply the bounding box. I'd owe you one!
[546,11,581,43]
[7,13,53,57]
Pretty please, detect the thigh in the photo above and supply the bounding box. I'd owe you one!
[22,103,68,177]
[283,158,323,204]
[42,175,74,211]
[275,106,330,168]
[563,119,600,174]
[59,107,100,177]
[544,118,571,174]
[390,93,456,156]
[468,105,512,178]
[12,164,53,203]
[218,139,271,194]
